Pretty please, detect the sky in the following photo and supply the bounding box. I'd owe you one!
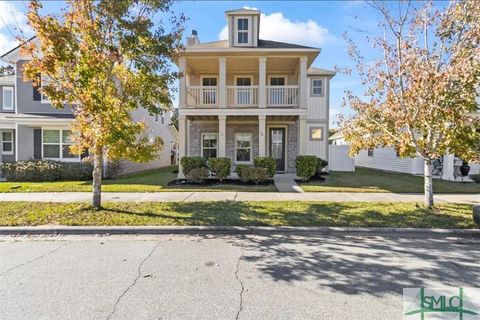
[0,0,391,127]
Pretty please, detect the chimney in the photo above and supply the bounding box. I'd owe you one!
[187,30,200,46]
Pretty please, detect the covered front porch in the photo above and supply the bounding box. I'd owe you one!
[177,113,308,177]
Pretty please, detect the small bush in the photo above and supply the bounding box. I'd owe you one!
[295,155,317,181]
[315,158,328,175]
[240,167,269,184]
[235,164,247,178]
[186,167,209,184]
[0,160,93,182]
[254,157,276,178]
[208,157,231,182]
[180,156,207,175]
[471,174,480,183]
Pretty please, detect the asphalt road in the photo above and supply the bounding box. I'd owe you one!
[1,233,479,320]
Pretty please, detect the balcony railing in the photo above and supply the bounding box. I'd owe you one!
[227,86,258,107]
[267,85,299,106]
[185,85,300,107]
[186,86,218,107]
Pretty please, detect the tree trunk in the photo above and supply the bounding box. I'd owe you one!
[92,151,103,210]
[424,159,434,208]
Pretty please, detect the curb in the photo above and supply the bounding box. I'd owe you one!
[1,226,479,237]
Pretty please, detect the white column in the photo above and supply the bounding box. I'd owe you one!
[259,57,267,108]
[218,115,226,157]
[258,114,266,157]
[299,115,307,154]
[219,57,226,108]
[299,56,308,109]
[442,153,455,181]
[177,114,187,178]
[178,57,187,108]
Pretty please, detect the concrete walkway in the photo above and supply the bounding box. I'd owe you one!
[273,173,303,193]
[0,191,479,204]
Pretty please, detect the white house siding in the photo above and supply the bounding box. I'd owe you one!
[355,147,424,174]
[120,109,177,174]
[306,76,328,120]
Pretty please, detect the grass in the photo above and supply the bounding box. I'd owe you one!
[0,165,277,193]
[300,167,480,193]
[0,201,475,229]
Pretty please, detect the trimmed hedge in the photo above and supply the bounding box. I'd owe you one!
[180,156,207,175]
[471,174,480,183]
[236,165,269,184]
[208,157,231,182]
[295,155,317,181]
[186,168,209,184]
[315,158,328,175]
[0,160,93,182]
[254,157,276,178]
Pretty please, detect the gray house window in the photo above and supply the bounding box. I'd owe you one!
[2,87,13,110]
[309,127,324,141]
[201,132,218,158]
[367,148,374,157]
[311,79,323,96]
[2,130,13,155]
[42,129,78,160]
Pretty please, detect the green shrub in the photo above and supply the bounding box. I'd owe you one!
[295,155,317,181]
[240,167,269,184]
[471,174,480,183]
[235,164,247,178]
[315,158,328,175]
[0,160,93,182]
[208,157,231,182]
[180,156,207,175]
[254,157,276,178]
[186,167,209,184]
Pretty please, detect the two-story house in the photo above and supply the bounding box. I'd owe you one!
[175,8,335,177]
[0,38,178,174]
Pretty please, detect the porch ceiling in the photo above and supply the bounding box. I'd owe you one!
[186,115,299,121]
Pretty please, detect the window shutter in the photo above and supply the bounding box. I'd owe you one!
[80,149,89,160]
[33,75,41,101]
[33,129,42,159]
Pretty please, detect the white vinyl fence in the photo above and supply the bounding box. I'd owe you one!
[329,145,355,172]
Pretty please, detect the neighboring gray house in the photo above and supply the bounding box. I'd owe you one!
[0,39,178,174]
[175,8,335,177]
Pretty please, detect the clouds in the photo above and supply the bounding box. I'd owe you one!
[0,2,31,57]
[218,11,334,47]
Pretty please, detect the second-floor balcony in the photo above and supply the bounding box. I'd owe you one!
[186,85,299,108]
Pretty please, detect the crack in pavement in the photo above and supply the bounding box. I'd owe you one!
[0,241,70,276]
[106,241,161,320]
[182,192,194,202]
[233,192,238,202]
[234,245,245,320]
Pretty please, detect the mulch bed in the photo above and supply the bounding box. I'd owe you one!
[167,178,274,187]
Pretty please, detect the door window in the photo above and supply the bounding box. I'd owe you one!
[202,77,217,105]
[236,77,252,105]
[270,128,285,171]
[269,77,286,105]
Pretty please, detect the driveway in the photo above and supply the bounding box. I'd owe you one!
[0,233,479,319]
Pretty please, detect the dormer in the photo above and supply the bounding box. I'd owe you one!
[225,8,260,48]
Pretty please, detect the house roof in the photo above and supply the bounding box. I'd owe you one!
[308,66,336,76]
[0,36,37,64]
[225,8,260,15]
[187,39,317,50]
[329,131,344,140]
[0,74,15,85]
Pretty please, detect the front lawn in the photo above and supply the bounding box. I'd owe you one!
[300,167,480,193]
[0,165,277,193]
[0,201,475,229]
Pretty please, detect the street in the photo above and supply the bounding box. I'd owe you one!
[1,233,479,320]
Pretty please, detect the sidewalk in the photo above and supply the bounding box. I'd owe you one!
[0,191,479,204]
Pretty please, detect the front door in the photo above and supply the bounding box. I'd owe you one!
[236,77,252,105]
[269,128,286,171]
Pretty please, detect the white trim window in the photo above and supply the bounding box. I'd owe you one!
[311,79,324,96]
[235,16,250,45]
[201,132,218,158]
[42,129,79,161]
[2,87,14,110]
[1,130,14,155]
[41,75,51,103]
[235,132,252,164]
